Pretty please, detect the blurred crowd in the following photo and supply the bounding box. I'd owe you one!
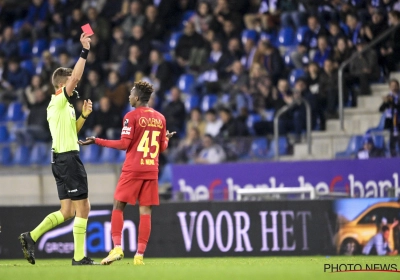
[1,0,400,164]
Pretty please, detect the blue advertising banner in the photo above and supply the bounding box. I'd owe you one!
[172,158,400,201]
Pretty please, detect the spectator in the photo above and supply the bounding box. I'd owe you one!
[254,41,284,84]
[81,0,106,14]
[15,88,51,147]
[121,0,145,37]
[205,108,223,137]
[86,7,110,42]
[26,0,49,27]
[241,38,257,71]
[66,8,87,56]
[195,134,226,164]
[210,0,241,35]
[365,10,388,42]
[129,25,151,58]
[203,39,232,79]
[349,37,380,96]
[356,136,386,159]
[163,86,186,136]
[307,62,320,96]
[110,26,130,63]
[379,79,400,156]
[157,0,181,30]
[290,42,310,69]
[280,0,306,28]
[49,12,66,40]
[90,96,122,139]
[313,36,332,68]
[380,10,400,74]
[226,37,243,61]
[84,51,104,79]
[221,60,249,110]
[218,107,249,139]
[328,21,345,46]
[81,70,105,103]
[39,51,59,91]
[175,21,206,68]
[143,5,165,42]
[362,225,398,255]
[217,19,241,49]
[58,51,74,68]
[248,63,277,112]
[144,49,174,99]
[303,15,329,50]
[173,127,202,163]
[23,75,48,108]
[332,37,352,69]
[3,57,30,93]
[192,1,213,34]
[104,70,128,111]
[319,59,339,120]
[186,108,206,136]
[346,13,364,47]
[100,0,125,23]
[119,45,147,82]
[48,0,64,15]
[0,27,18,58]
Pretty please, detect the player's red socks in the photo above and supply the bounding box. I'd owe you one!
[111,209,124,247]
[137,214,151,255]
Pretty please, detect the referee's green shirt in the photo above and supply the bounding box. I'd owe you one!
[47,87,79,153]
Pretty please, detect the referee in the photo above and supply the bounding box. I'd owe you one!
[19,33,96,265]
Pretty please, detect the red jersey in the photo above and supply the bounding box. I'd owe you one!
[121,107,168,179]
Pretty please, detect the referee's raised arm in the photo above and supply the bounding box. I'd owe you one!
[65,33,91,96]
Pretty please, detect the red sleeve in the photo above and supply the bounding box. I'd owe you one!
[160,117,168,152]
[95,138,130,150]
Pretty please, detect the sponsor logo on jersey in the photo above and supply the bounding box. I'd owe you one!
[138,117,163,128]
[124,119,129,127]
[122,127,132,135]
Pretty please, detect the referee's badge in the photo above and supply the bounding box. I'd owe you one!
[124,119,129,127]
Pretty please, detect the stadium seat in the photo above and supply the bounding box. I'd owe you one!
[159,163,172,184]
[201,94,218,112]
[260,31,277,46]
[278,27,295,47]
[372,135,385,149]
[13,145,30,165]
[289,69,306,88]
[296,26,310,43]
[0,125,9,143]
[284,47,296,67]
[246,113,262,135]
[80,145,101,164]
[29,142,49,165]
[0,103,6,121]
[6,102,24,121]
[163,52,173,61]
[169,32,182,50]
[366,113,385,133]
[116,149,126,163]
[249,138,268,159]
[13,19,25,34]
[32,39,48,57]
[178,10,195,30]
[335,135,364,158]
[20,59,36,76]
[178,74,195,94]
[184,95,200,112]
[0,145,12,165]
[241,29,258,44]
[99,147,119,163]
[49,38,65,55]
[266,137,289,158]
[18,39,32,59]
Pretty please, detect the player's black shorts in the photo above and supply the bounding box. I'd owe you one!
[51,151,88,201]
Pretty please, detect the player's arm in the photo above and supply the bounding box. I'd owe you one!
[76,99,92,133]
[65,33,91,96]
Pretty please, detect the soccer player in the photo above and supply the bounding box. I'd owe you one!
[18,33,97,265]
[78,81,175,265]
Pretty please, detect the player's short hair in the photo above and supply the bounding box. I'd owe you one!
[133,81,154,103]
[52,67,73,89]
[382,225,390,232]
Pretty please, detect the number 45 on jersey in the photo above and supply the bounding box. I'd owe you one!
[138,130,160,165]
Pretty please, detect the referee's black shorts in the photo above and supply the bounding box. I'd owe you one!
[52,151,88,201]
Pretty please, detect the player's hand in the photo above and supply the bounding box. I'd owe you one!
[82,99,92,116]
[78,136,96,146]
[166,130,176,139]
[80,33,91,50]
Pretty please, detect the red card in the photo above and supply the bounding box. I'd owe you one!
[81,23,94,36]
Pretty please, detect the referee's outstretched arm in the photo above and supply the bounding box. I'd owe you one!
[65,33,91,96]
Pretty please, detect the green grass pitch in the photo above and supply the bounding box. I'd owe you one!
[1,256,400,280]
